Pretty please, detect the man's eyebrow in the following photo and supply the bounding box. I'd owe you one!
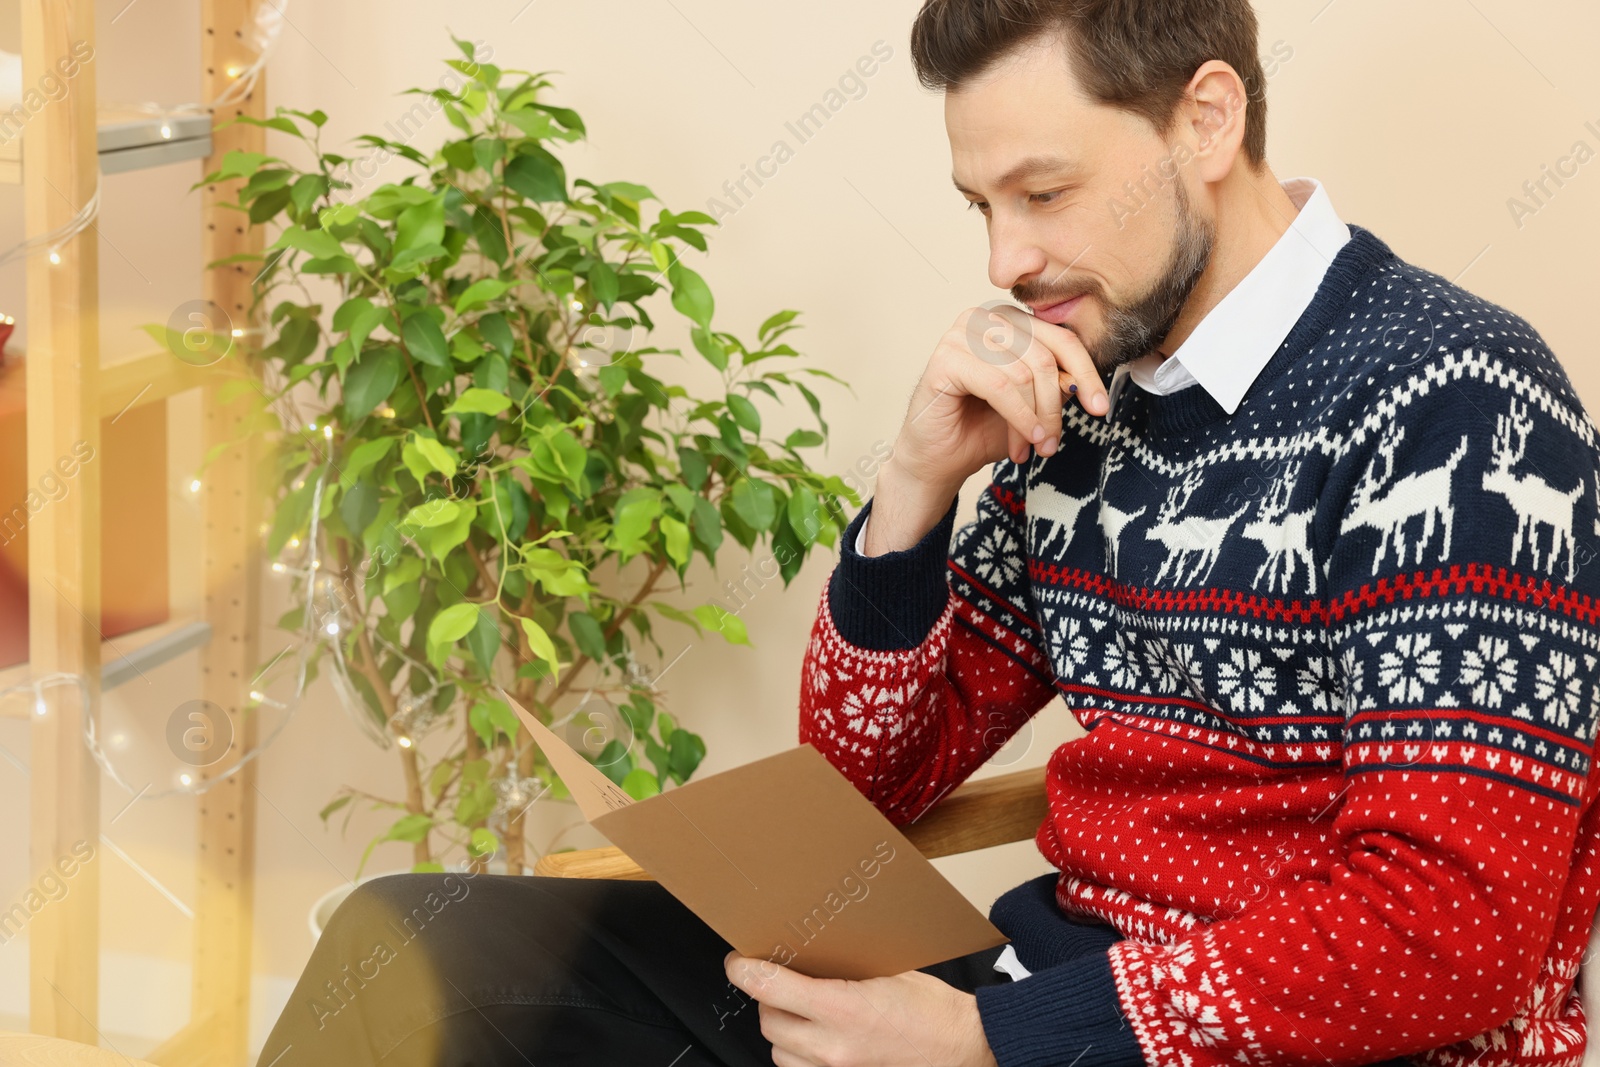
[952,155,1079,197]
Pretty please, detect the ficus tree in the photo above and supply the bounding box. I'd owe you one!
[179,36,858,874]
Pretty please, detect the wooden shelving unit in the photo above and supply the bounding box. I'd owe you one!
[0,106,212,183]
[12,0,266,1063]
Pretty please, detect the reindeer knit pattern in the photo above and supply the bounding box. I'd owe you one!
[799,225,1600,1067]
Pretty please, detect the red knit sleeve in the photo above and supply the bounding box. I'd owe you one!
[798,456,1061,826]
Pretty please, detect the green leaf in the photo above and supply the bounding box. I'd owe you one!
[758,309,800,340]
[690,496,723,555]
[726,393,761,434]
[568,611,607,661]
[667,260,714,328]
[468,828,500,860]
[333,296,388,351]
[217,149,269,179]
[787,485,825,544]
[455,277,512,313]
[478,312,514,357]
[522,547,591,598]
[265,478,316,557]
[421,501,475,563]
[679,447,708,491]
[444,388,512,417]
[401,499,461,529]
[611,487,662,552]
[694,603,749,645]
[393,195,445,256]
[409,433,459,476]
[340,480,380,539]
[621,768,661,800]
[504,147,567,202]
[588,260,618,309]
[382,812,434,842]
[466,607,502,671]
[402,312,450,367]
[520,617,560,680]
[272,224,343,259]
[428,602,480,646]
[317,795,352,822]
[667,728,707,782]
[341,347,401,421]
[660,514,690,566]
[729,478,777,531]
[784,428,825,450]
[691,325,727,371]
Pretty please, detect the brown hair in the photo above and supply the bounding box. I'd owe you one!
[909,0,1270,170]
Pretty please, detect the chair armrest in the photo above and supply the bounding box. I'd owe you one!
[0,1032,160,1066]
[533,764,1049,879]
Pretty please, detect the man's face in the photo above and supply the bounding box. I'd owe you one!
[947,33,1215,377]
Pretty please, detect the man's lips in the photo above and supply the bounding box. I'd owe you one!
[1028,294,1086,325]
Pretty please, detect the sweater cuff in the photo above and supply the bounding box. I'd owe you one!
[974,950,1145,1067]
[825,493,958,651]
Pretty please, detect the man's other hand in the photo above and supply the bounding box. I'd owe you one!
[723,950,1000,1067]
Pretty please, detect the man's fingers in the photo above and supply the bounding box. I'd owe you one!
[988,360,1046,463]
[1018,335,1063,457]
[1027,316,1110,416]
[725,952,818,1019]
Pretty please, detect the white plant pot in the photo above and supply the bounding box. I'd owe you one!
[307,868,411,944]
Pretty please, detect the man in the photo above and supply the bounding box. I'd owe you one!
[775,1,1600,1065]
[259,1,1600,1065]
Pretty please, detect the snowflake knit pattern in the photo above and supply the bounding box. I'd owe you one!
[799,224,1600,1067]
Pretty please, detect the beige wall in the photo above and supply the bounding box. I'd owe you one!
[0,0,1596,1052]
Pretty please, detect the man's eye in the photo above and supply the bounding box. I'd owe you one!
[967,200,989,214]
[1031,191,1062,205]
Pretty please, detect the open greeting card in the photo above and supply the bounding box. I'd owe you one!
[502,691,1008,980]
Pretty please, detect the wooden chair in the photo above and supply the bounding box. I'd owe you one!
[533,764,1048,879]
[0,1032,159,1066]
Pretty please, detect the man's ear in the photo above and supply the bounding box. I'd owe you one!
[1183,59,1249,183]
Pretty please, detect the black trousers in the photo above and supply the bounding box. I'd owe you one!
[256,871,1024,1066]
[256,871,1415,1066]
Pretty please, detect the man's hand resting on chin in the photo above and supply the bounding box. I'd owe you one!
[723,950,1000,1067]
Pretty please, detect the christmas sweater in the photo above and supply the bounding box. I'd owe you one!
[798,224,1600,1067]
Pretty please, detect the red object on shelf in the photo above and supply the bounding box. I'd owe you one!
[0,354,170,669]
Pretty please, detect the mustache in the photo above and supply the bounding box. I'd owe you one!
[1015,283,1096,307]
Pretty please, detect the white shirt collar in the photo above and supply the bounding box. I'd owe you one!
[1109,176,1351,415]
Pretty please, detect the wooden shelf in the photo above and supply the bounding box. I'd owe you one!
[0,106,211,183]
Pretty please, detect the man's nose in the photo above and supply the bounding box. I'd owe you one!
[987,212,1051,293]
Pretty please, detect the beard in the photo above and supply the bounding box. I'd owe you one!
[1020,177,1215,379]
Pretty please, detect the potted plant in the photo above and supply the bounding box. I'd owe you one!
[180,36,858,877]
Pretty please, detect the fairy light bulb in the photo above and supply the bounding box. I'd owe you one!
[47,251,60,265]
[189,478,202,494]
[159,124,172,139]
